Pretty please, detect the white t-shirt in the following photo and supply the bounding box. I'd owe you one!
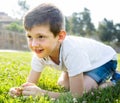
[31,36,117,77]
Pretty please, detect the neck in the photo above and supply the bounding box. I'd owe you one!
[49,43,61,65]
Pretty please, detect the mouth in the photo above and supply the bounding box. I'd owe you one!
[34,49,44,54]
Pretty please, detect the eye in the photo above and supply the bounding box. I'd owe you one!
[27,35,32,38]
[38,35,46,39]
[27,35,33,40]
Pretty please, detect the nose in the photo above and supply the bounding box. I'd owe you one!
[31,39,39,47]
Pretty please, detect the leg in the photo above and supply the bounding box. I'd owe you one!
[57,71,70,90]
[84,60,117,92]
[99,82,114,88]
[83,75,98,92]
[58,72,98,91]
[84,75,113,91]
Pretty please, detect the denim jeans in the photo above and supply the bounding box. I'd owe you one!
[85,60,117,84]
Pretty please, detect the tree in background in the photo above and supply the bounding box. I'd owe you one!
[80,8,95,37]
[65,16,71,34]
[4,0,29,32]
[115,23,120,42]
[18,0,29,19]
[6,21,24,33]
[97,18,116,42]
[7,2,120,45]
[66,8,95,37]
[71,12,84,36]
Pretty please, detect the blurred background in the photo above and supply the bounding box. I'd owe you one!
[0,0,120,52]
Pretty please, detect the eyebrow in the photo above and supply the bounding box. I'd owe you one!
[26,33,47,37]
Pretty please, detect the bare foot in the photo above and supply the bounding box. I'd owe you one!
[99,82,114,89]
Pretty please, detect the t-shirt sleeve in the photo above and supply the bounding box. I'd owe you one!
[64,49,91,77]
[31,55,44,72]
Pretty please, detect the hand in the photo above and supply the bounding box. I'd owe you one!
[9,82,35,97]
[9,87,23,97]
[22,82,35,87]
[22,85,43,97]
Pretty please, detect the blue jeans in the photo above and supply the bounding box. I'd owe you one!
[85,60,117,85]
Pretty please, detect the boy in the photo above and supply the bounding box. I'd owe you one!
[9,3,120,98]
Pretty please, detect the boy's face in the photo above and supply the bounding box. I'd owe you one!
[26,25,62,58]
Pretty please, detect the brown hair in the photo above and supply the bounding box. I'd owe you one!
[23,3,65,37]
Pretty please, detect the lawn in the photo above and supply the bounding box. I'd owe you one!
[0,51,120,103]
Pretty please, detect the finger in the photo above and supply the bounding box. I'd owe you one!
[23,86,31,91]
[10,88,17,94]
[22,82,30,87]
[22,90,32,96]
[8,91,14,97]
[10,87,22,96]
[9,93,15,98]
[8,91,17,98]
[23,85,38,91]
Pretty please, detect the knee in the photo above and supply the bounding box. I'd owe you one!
[84,75,98,92]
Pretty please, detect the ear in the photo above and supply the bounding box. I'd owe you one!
[58,30,66,42]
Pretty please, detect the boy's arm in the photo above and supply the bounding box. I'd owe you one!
[9,69,41,97]
[41,72,84,98]
[69,73,84,97]
[22,72,84,98]
[22,73,84,98]
[46,73,84,98]
[27,69,41,84]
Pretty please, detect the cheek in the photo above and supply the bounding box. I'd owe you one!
[49,41,58,50]
[27,41,32,48]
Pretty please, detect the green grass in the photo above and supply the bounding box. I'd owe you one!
[0,52,120,103]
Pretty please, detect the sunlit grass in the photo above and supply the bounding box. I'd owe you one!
[117,54,120,71]
[0,51,120,103]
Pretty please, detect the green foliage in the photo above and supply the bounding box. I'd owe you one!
[115,23,120,42]
[65,8,95,37]
[6,21,25,33]
[65,9,120,43]
[0,52,120,103]
[18,0,29,11]
[17,0,29,18]
[97,18,116,42]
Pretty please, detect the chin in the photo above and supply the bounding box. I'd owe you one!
[36,54,45,58]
